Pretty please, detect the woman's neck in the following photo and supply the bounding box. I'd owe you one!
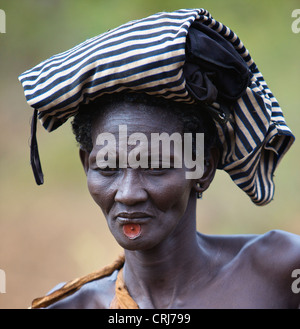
[123,198,210,308]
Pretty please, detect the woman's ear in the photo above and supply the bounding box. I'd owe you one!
[194,147,219,196]
[79,148,90,175]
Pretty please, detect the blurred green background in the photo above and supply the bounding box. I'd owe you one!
[0,0,299,309]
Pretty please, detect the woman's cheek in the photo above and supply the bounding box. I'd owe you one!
[87,171,113,212]
[150,177,191,212]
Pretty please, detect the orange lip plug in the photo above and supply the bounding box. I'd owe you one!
[123,223,141,239]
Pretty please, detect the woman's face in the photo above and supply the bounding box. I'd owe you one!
[82,101,202,251]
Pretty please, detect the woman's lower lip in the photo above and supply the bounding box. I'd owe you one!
[122,223,141,239]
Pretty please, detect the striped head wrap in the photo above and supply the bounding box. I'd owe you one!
[19,8,295,206]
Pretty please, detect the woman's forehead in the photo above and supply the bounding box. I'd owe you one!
[92,101,182,137]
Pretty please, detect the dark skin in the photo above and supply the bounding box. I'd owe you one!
[48,101,300,309]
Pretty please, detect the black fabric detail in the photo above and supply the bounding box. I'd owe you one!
[184,21,250,105]
[30,110,44,185]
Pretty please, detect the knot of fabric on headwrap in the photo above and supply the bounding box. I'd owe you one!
[184,21,250,104]
[18,8,295,206]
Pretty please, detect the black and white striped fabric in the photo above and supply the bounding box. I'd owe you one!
[19,8,295,205]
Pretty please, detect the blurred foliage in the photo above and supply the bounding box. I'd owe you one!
[0,0,299,308]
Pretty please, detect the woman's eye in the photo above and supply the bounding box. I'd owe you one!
[97,167,119,175]
[145,167,158,172]
[143,166,171,174]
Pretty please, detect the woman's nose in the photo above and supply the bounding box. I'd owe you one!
[114,169,148,206]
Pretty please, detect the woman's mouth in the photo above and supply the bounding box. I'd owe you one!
[116,212,152,220]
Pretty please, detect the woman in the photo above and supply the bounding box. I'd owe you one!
[19,9,299,308]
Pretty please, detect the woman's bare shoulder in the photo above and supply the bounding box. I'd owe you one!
[251,229,300,268]
[200,230,300,308]
[45,270,118,309]
[199,229,300,269]
[200,229,300,254]
[243,230,300,257]
[225,230,300,294]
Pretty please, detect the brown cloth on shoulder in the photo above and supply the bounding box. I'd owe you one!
[30,253,139,309]
[109,268,139,309]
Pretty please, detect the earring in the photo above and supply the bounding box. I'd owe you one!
[196,183,203,199]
